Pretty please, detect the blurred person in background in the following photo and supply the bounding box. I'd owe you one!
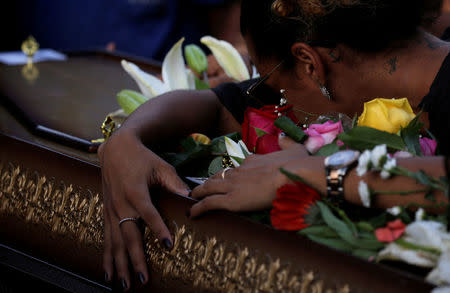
[0,0,243,62]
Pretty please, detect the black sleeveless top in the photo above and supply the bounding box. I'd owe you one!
[212,32,450,156]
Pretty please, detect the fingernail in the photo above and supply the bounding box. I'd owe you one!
[279,132,286,137]
[138,272,146,284]
[104,272,109,282]
[162,238,173,250]
[120,279,128,291]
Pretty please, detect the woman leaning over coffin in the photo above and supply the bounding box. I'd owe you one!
[98,0,450,289]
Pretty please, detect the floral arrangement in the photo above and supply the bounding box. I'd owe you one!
[105,37,449,289]
[167,97,449,288]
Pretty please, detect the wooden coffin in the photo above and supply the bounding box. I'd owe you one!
[0,52,435,292]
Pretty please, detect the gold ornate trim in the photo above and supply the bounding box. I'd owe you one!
[0,162,103,248]
[145,224,351,293]
[0,161,351,292]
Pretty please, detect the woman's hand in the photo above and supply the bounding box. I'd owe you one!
[99,129,189,291]
[189,135,307,217]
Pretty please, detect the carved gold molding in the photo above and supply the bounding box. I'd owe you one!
[0,161,351,292]
[0,162,103,248]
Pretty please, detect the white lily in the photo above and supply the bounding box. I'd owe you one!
[224,137,251,167]
[377,221,450,269]
[386,206,402,216]
[377,242,439,268]
[427,249,450,286]
[403,221,450,252]
[431,287,450,293]
[121,38,195,100]
[201,36,250,81]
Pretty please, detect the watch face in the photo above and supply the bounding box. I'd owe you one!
[325,150,360,168]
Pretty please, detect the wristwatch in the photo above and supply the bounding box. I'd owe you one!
[324,150,360,201]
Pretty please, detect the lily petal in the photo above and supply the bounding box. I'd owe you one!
[185,69,197,90]
[377,243,438,268]
[201,36,250,81]
[225,137,245,167]
[121,60,167,98]
[162,37,190,90]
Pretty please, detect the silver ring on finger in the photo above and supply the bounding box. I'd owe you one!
[118,217,138,227]
[221,167,232,180]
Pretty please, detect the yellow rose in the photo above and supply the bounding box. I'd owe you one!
[357,98,416,133]
[190,133,211,145]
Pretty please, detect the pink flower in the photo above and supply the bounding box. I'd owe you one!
[420,137,437,156]
[304,121,343,154]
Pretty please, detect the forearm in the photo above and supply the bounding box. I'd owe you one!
[286,156,448,211]
[117,89,239,147]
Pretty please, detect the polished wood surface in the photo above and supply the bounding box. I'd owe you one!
[0,51,160,151]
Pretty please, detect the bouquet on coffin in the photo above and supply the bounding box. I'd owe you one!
[106,37,450,289]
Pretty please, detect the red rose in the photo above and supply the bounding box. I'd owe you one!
[241,105,298,153]
[270,182,321,231]
[375,219,406,243]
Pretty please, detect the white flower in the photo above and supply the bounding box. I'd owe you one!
[377,242,438,268]
[404,221,450,252]
[224,137,251,167]
[370,144,387,168]
[358,181,371,208]
[380,158,397,179]
[431,287,450,293]
[356,150,371,176]
[427,249,450,286]
[201,36,250,81]
[122,37,196,100]
[415,208,426,221]
[386,206,402,216]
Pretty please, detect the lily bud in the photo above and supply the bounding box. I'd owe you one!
[116,89,148,114]
[184,44,208,75]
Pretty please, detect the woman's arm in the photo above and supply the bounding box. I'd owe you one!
[284,156,448,210]
[99,89,239,289]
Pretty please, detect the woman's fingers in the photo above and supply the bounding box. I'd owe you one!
[102,207,114,283]
[190,194,230,218]
[124,184,173,249]
[158,164,190,196]
[120,221,148,286]
[191,178,229,199]
[110,213,132,291]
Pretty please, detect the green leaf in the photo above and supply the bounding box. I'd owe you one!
[352,249,378,260]
[305,234,353,252]
[395,239,441,255]
[208,156,224,176]
[252,125,269,138]
[299,225,339,238]
[194,76,210,90]
[274,116,306,143]
[279,168,307,184]
[314,143,340,156]
[338,126,405,151]
[351,113,358,128]
[368,213,388,229]
[425,190,437,202]
[317,202,384,250]
[356,221,374,232]
[180,137,198,152]
[317,202,355,242]
[400,113,423,156]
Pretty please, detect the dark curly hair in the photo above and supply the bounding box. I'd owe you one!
[240,0,442,63]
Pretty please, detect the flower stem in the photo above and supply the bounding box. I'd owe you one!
[373,188,431,196]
